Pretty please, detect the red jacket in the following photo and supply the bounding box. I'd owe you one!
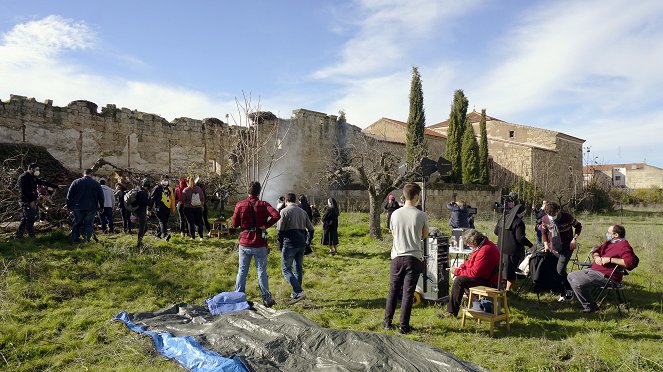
[232,196,280,248]
[591,239,638,282]
[456,239,500,286]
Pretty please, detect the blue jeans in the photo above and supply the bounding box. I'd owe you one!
[99,207,114,233]
[71,209,96,243]
[281,245,305,294]
[234,246,273,302]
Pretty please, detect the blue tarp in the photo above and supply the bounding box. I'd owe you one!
[205,292,250,315]
[114,311,248,372]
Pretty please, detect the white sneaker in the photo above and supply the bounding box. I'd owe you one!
[199,237,204,242]
[558,290,574,302]
[287,292,306,305]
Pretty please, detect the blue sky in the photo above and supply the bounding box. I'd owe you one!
[1,0,662,168]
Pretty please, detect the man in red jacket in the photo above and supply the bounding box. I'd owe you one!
[232,181,281,307]
[567,224,638,313]
[439,229,500,318]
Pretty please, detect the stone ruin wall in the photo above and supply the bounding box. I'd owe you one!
[0,95,505,211]
[0,95,239,177]
[0,95,369,205]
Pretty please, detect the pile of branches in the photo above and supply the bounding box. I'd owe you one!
[0,152,72,230]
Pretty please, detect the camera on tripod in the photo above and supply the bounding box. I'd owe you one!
[501,191,519,202]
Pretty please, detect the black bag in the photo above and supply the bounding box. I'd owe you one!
[529,251,563,293]
[472,298,494,313]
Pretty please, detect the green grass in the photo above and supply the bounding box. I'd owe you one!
[1,211,662,371]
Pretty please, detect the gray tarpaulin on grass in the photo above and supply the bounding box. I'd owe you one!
[123,303,485,372]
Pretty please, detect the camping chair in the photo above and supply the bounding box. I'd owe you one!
[594,265,629,317]
[571,244,597,272]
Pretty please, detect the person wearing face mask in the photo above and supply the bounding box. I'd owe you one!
[541,201,582,302]
[321,198,340,255]
[494,204,533,291]
[16,163,60,239]
[149,175,176,241]
[438,229,500,319]
[566,225,639,313]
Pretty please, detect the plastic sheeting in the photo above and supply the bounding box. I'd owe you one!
[114,311,248,372]
[117,303,485,372]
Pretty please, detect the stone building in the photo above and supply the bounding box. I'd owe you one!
[0,94,585,210]
[583,163,663,189]
[362,117,447,158]
[428,111,585,201]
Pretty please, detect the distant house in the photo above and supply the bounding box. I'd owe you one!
[583,163,663,189]
[427,111,585,199]
[362,117,447,157]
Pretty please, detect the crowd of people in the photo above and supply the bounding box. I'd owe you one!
[15,164,640,332]
[386,189,639,333]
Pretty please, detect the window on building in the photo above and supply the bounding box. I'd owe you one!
[509,130,515,138]
[615,175,621,181]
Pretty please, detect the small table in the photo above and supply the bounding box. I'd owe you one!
[448,246,473,267]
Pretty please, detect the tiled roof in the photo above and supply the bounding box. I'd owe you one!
[428,111,500,129]
[583,163,647,172]
[377,118,447,139]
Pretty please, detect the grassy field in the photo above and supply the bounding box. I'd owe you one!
[1,210,662,371]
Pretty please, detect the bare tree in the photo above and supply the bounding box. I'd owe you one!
[328,135,415,240]
[227,93,291,199]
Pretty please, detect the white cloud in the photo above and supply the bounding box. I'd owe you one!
[1,15,94,63]
[471,0,663,118]
[0,15,240,122]
[312,0,479,79]
[464,0,663,166]
[324,64,456,127]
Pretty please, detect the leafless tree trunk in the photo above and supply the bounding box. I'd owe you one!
[328,136,414,240]
[227,92,291,199]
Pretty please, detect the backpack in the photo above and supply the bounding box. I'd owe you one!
[161,187,172,208]
[190,189,202,207]
[123,188,140,212]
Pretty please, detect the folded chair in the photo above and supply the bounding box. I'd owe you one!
[594,265,629,317]
[571,244,598,271]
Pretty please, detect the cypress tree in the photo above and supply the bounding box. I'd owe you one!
[406,66,427,172]
[461,118,480,184]
[445,89,468,183]
[478,109,490,184]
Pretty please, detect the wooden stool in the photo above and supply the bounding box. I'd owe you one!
[209,218,229,238]
[461,286,509,337]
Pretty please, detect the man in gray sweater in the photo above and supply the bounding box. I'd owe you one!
[383,183,428,334]
[277,193,315,305]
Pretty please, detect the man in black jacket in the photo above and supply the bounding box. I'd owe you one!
[135,178,151,247]
[149,175,174,241]
[67,169,104,243]
[16,163,59,239]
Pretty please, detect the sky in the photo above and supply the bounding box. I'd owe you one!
[1,0,662,167]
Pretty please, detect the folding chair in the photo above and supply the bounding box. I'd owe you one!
[594,265,629,317]
[571,244,597,271]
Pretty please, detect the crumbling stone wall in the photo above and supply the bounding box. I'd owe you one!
[0,96,369,201]
[0,95,237,177]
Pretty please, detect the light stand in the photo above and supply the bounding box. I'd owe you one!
[496,197,509,291]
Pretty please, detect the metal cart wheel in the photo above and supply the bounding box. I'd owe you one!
[413,291,423,307]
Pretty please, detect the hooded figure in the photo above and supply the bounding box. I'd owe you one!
[494,204,533,290]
